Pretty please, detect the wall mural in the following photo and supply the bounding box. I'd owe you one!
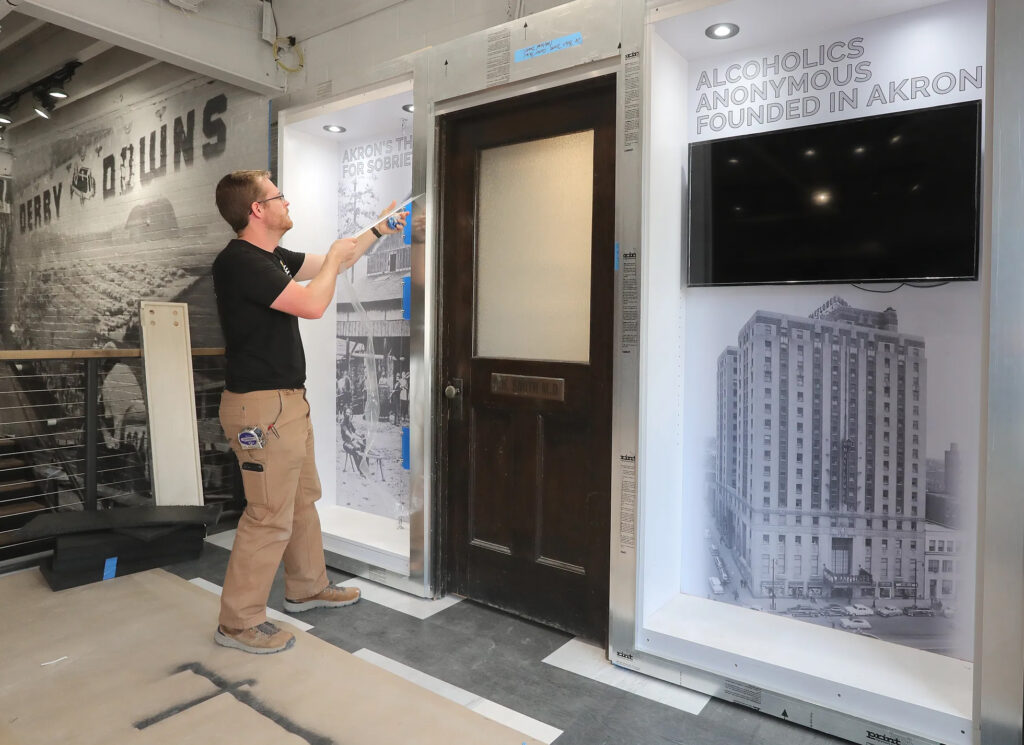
[5,80,265,351]
[0,75,267,506]
[334,127,413,525]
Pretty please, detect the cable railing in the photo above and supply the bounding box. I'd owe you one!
[0,348,240,559]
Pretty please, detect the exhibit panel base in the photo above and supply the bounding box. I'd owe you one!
[634,595,971,745]
[612,646,962,745]
[319,504,410,577]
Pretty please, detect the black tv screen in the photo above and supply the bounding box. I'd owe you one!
[687,101,981,286]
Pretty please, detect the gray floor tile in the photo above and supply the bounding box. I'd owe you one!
[161,540,859,745]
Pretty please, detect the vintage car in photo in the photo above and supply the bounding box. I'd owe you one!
[840,617,872,630]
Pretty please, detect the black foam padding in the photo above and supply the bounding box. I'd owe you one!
[50,525,206,572]
[3,505,221,547]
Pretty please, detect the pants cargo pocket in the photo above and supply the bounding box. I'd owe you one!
[239,459,270,520]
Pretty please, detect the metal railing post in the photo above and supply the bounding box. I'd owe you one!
[84,357,98,511]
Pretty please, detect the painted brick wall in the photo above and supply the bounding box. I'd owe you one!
[1,66,268,352]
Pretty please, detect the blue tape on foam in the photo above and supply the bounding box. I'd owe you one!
[615,241,620,271]
[514,32,582,63]
[402,427,410,470]
[103,557,117,580]
[402,276,411,320]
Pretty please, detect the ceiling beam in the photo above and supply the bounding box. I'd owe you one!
[270,0,404,43]
[0,25,106,96]
[0,13,46,53]
[3,47,161,131]
[14,0,285,95]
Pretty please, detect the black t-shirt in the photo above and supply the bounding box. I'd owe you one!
[212,239,307,392]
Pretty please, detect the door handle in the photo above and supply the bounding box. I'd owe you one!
[445,378,464,421]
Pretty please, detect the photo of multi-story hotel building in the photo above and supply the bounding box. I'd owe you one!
[713,296,931,603]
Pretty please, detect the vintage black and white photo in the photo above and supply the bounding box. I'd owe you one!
[679,286,981,661]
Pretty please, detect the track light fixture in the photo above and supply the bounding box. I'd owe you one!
[0,95,15,126]
[0,60,81,125]
[33,93,55,120]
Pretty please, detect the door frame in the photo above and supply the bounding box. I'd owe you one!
[407,0,645,606]
[428,61,626,601]
[435,74,618,638]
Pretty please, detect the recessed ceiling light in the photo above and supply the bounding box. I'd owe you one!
[323,124,346,133]
[812,190,832,206]
[706,23,739,40]
[402,104,414,113]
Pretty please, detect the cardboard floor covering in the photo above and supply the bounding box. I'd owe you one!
[0,568,543,745]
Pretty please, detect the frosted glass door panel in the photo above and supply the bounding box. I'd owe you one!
[476,130,594,363]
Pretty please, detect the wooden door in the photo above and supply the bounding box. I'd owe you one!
[440,77,615,641]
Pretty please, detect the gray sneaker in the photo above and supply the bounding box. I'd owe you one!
[214,621,295,654]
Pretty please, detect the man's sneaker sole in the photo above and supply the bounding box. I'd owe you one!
[283,589,361,612]
[214,628,295,654]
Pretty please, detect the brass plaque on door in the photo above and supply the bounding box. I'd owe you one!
[490,373,565,401]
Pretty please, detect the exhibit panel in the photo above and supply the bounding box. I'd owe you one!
[279,81,424,593]
[606,0,1015,743]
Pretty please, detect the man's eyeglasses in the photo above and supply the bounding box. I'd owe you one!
[250,193,285,215]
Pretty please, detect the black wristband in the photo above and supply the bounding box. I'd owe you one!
[370,226,382,238]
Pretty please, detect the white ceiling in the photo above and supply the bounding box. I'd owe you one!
[653,0,957,60]
[286,90,414,143]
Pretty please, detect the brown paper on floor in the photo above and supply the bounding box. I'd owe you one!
[0,568,545,745]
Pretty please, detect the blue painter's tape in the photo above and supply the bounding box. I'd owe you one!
[402,427,410,470]
[514,32,582,63]
[403,201,413,245]
[615,241,620,271]
[103,557,117,580]
[402,276,411,320]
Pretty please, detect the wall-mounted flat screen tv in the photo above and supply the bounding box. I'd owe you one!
[687,100,981,286]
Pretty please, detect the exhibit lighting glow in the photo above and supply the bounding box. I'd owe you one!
[0,112,11,125]
[854,145,867,155]
[804,148,816,157]
[705,23,739,39]
[47,85,68,99]
[812,190,832,206]
[890,134,903,144]
[727,157,740,164]
[33,105,51,119]
[323,124,346,133]
[402,104,414,113]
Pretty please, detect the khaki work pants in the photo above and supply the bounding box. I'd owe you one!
[217,388,328,629]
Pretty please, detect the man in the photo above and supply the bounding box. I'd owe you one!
[211,169,405,654]
[340,405,366,476]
